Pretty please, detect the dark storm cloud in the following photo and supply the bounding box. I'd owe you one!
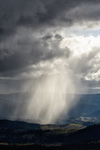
[0,51,29,72]
[0,0,100,37]
[0,27,16,40]
[0,31,70,76]
[0,0,46,38]
[0,0,99,42]
[0,0,100,77]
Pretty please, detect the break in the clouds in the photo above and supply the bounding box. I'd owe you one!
[0,0,100,123]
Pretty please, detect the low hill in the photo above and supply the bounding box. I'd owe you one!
[63,124,100,144]
[0,119,41,130]
[0,119,100,146]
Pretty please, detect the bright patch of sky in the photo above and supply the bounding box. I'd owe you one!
[72,28,100,37]
[62,25,100,37]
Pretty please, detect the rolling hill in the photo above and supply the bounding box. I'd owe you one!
[0,93,100,123]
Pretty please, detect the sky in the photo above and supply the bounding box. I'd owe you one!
[0,0,100,94]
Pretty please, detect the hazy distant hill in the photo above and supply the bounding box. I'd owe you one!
[89,110,100,117]
[0,93,29,120]
[0,93,100,123]
[68,94,100,118]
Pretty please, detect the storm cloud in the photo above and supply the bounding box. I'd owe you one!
[0,1,100,81]
[0,0,100,38]
[0,0,100,91]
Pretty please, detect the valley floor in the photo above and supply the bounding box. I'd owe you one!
[0,142,100,150]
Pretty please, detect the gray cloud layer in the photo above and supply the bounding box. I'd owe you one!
[0,0,100,38]
[0,0,100,93]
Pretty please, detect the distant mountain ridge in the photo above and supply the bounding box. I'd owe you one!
[68,94,100,117]
[0,93,100,123]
